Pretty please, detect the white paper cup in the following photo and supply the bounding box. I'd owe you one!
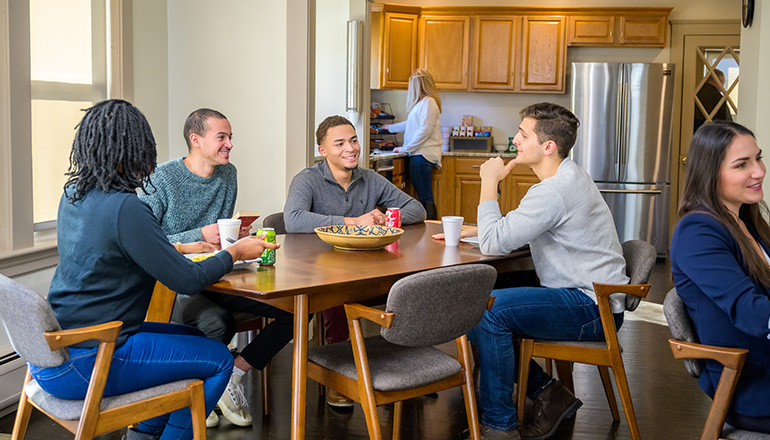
[442,216,464,247]
[217,219,241,249]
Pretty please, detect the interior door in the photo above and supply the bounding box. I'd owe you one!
[678,36,740,198]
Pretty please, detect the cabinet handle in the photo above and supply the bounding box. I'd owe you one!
[472,165,481,168]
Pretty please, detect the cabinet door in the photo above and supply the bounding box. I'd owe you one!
[393,174,407,192]
[455,174,482,224]
[520,16,566,92]
[472,16,518,91]
[418,15,471,91]
[382,12,419,89]
[507,175,540,211]
[618,14,667,47]
[566,15,615,46]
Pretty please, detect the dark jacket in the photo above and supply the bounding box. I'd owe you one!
[671,211,770,418]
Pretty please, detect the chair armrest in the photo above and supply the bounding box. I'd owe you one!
[668,339,747,371]
[593,283,650,300]
[44,321,123,351]
[344,304,395,329]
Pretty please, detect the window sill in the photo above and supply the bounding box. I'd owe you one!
[0,239,59,277]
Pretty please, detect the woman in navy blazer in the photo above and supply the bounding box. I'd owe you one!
[671,121,770,433]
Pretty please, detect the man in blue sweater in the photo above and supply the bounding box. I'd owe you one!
[140,108,293,428]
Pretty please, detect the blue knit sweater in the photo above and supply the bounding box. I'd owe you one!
[139,157,238,243]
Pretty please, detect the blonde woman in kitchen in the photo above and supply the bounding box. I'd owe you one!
[383,69,442,220]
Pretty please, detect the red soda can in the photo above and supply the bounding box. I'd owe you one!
[385,207,401,228]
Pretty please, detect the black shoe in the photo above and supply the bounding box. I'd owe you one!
[122,428,160,440]
[520,380,582,440]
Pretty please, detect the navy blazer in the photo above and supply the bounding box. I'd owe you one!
[671,212,770,418]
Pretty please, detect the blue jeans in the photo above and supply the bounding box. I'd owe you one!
[408,154,435,203]
[468,286,623,431]
[29,322,233,440]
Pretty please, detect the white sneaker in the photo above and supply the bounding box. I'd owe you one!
[217,375,253,426]
[206,411,219,428]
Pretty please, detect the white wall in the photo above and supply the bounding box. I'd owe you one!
[164,0,288,220]
[132,0,169,162]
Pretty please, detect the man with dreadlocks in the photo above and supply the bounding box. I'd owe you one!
[33,99,277,440]
[139,108,293,428]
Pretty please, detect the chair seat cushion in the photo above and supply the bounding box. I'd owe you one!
[533,339,623,352]
[723,424,770,439]
[307,335,462,392]
[26,378,197,420]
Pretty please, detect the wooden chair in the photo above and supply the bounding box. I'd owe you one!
[0,274,207,440]
[306,265,498,440]
[146,282,272,416]
[664,288,770,440]
[516,282,651,440]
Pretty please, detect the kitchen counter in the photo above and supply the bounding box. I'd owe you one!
[369,151,408,161]
[370,151,516,161]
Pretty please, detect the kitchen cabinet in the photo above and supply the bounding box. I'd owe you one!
[392,157,407,192]
[566,10,669,47]
[566,15,615,46]
[418,15,471,90]
[381,12,419,89]
[520,16,567,93]
[618,14,667,46]
[472,16,519,91]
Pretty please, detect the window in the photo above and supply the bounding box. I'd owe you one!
[29,0,108,227]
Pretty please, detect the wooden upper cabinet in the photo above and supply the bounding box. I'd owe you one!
[418,15,471,91]
[472,16,519,91]
[619,14,667,46]
[566,15,615,46]
[520,16,566,93]
[381,12,419,89]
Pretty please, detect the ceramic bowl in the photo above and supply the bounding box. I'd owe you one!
[314,225,404,250]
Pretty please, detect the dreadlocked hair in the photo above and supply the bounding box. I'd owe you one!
[64,99,157,203]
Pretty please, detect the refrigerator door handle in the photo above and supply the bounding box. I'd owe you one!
[599,188,662,195]
[620,83,629,166]
[615,80,623,166]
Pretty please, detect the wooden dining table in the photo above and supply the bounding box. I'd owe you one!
[207,221,533,440]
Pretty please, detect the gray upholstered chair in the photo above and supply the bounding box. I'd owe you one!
[262,211,286,234]
[665,288,770,440]
[0,274,207,440]
[516,240,656,440]
[306,264,497,440]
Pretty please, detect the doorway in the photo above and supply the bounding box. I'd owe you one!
[669,22,740,236]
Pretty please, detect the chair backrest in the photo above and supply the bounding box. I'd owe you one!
[381,264,497,347]
[663,287,703,377]
[262,212,287,234]
[0,274,67,367]
[622,240,657,311]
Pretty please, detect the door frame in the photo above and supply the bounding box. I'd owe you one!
[668,20,740,243]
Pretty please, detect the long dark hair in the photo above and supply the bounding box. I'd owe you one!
[64,99,157,202]
[679,121,770,284]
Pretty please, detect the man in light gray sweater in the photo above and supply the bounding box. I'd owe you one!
[455,103,629,440]
[284,115,425,407]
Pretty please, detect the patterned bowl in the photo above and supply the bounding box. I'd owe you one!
[314,225,404,250]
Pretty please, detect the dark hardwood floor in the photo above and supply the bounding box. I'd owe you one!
[0,260,714,439]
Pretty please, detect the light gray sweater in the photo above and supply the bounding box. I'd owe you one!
[477,157,630,312]
[284,160,426,233]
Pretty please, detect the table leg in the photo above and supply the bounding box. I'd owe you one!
[291,294,309,440]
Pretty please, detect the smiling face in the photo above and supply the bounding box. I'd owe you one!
[190,117,233,167]
[512,117,547,166]
[318,124,360,174]
[718,133,765,214]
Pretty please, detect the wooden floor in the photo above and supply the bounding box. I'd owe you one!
[0,260,715,439]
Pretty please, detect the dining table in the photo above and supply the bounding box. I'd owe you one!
[207,221,533,440]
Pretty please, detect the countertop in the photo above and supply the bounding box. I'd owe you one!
[369,150,516,161]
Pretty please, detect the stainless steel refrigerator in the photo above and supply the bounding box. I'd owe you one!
[570,62,674,256]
